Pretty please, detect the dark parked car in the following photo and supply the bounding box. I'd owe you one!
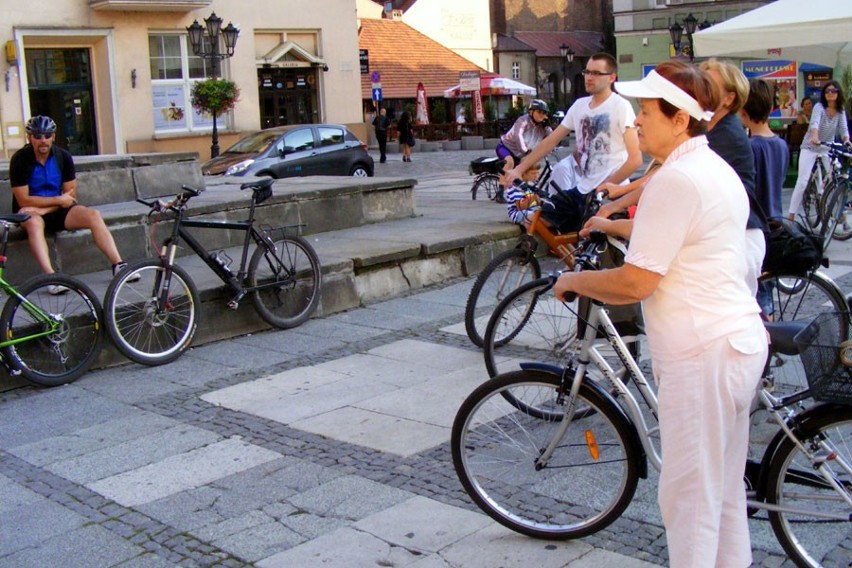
[202,124,374,178]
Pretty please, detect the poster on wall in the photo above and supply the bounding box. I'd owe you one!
[741,60,798,119]
[152,85,187,130]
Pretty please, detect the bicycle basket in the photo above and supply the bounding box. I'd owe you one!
[793,312,852,404]
[469,157,505,175]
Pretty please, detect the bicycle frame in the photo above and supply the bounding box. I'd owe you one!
[0,224,63,350]
[152,190,297,307]
[538,296,852,519]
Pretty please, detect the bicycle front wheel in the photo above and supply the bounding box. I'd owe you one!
[464,248,541,348]
[451,370,641,539]
[483,276,579,378]
[821,179,852,242]
[0,273,103,387]
[765,405,852,568]
[249,234,321,329]
[105,259,199,366]
[803,170,823,230]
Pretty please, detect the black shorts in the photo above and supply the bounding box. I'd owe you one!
[42,205,75,233]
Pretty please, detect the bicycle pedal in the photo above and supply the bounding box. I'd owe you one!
[227,299,240,310]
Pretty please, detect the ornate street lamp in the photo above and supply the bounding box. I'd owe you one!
[186,12,239,157]
[669,13,700,62]
[559,43,575,107]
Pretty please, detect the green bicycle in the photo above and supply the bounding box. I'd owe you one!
[0,214,103,387]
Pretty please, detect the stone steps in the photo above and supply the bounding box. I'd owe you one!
[0,170,521,389]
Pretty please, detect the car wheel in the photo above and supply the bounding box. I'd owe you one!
[350,164,371,177]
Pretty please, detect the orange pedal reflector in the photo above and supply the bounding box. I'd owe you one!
[585,430,599,461]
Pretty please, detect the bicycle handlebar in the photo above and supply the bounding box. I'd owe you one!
[557,230,609,303]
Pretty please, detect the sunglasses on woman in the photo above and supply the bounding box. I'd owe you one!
[825,88,839,94]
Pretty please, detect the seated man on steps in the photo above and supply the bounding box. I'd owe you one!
[8,115,139,294]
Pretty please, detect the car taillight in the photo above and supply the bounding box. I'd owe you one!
[360,142,368,151]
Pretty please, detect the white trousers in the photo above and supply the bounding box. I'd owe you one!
[788,148,829,216]
[655,323,767,568]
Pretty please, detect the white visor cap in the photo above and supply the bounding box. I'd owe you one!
[614,70,714,122]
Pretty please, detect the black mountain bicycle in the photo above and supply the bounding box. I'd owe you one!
[104,178,321,366]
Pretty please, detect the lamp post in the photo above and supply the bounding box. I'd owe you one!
[559,43,575,108]
[669,12,698,62]
[186,12,239,157]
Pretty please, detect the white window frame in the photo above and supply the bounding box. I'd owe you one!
[511,61,521,80]
[149,33,231,135]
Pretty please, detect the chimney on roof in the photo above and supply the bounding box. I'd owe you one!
[383,2,403,20]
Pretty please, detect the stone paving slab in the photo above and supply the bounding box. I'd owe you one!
[87,437,281,507]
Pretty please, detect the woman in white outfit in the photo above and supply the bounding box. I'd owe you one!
[554,61,768,568]
[788,80,850,220]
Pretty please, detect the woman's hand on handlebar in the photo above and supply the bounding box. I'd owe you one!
[554,271,578,303]
[579,216,613,239]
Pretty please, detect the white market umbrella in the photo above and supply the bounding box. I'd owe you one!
[692,0,852,68]
[444,74,537,98]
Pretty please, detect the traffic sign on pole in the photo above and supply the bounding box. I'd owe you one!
[372,87,383,101]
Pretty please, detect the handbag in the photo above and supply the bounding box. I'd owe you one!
[744,187,823,275]
[762,216,823,275]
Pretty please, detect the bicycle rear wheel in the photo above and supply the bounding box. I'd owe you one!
[765,405,852,568]
[0,274,103,387]
[471,174,501,201]
[249,234,321,329]
[451,369,641,539]
[464,248,541,348]
[483,277,579,378]
[105,259,199,366]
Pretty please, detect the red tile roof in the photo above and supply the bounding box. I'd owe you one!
[358,18,487,100]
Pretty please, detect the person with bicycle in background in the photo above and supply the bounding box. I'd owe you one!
[496,99,552,172]
[503,52,642,234]
[788,80,851,221]
[8,115,138,293]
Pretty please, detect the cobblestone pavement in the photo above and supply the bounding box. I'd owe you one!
[1,148,850,567]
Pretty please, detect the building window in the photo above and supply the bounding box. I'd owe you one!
[149,34,224,134]
[512,61,521,80]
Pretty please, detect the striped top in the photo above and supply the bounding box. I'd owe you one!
[804,102,849,152]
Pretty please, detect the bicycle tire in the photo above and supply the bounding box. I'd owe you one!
[451,369,642,539]
[471,174,501,201]
[802,168,823,230]
[483,276,579,378]
[765,405,852,568]
[821,179,852,242]
[249,234,321,329]
[464,248,541,348]
[105,259,199,366]
[818,179,841,251]
[0,273,103,387]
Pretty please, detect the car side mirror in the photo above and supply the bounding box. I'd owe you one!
[278,145,294,157]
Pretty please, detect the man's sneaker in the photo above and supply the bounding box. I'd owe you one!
[47,284,69,296]
[113,262,141,282]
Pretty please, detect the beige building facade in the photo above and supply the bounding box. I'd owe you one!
[0,0,364,159]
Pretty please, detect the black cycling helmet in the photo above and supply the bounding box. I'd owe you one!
[25,115,57,136]
[528,99,549,114]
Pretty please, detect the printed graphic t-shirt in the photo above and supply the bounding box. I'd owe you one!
[560,94,636,194]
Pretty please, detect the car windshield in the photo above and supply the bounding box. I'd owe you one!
[223,131,282,154]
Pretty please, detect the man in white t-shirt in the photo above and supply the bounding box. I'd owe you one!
[504,52,642,232]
